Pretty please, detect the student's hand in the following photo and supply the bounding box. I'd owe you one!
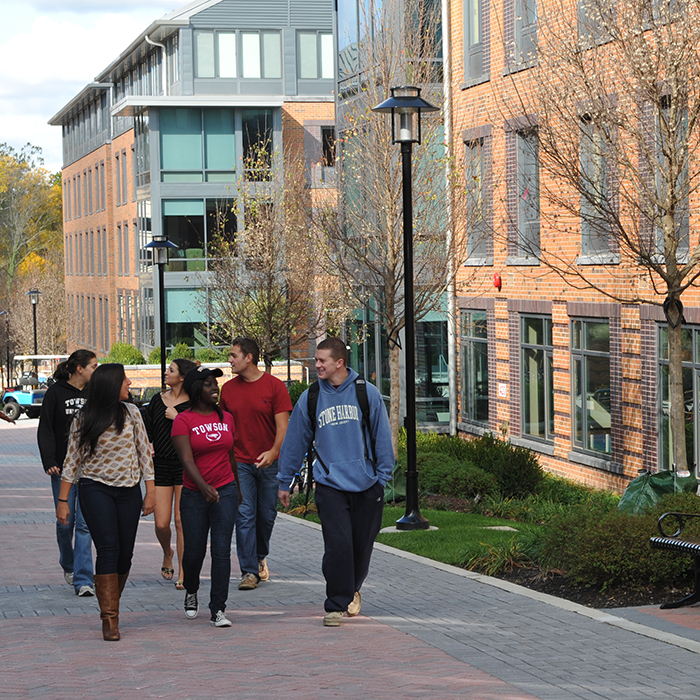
[56,501,70,526]
[202,484,219,503]
[164,406,178,421]
[46,466,60,476]
[0,412,15,424]
[278,490,290,509]
[255,450,276,469]
[142,491,156,517]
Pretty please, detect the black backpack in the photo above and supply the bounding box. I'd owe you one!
[301,377,377,514]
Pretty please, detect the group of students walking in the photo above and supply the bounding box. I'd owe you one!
[37,335,394,640]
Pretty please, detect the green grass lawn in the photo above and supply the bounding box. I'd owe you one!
[376,507,536,567]
[281,502,537,569]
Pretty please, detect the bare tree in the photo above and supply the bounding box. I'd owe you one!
[10,249,66,356]
[495,0,700,470]
[317,0,471,449]
[209,143,348,371]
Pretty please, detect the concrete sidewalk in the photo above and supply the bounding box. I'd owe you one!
[2,418,700,700]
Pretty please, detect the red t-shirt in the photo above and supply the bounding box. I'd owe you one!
[219,372,292,464]
[171,409,235,491]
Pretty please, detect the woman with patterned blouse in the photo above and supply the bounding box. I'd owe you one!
[56,363,155,641]
[144,358,196,589]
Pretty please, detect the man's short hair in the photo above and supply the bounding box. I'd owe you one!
[231,337,260,365]
[317,337,348,365]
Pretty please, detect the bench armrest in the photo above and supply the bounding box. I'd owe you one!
[657,512,700,537]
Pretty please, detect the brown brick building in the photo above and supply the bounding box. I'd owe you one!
[446,0,699,489]
[50,0,337,361]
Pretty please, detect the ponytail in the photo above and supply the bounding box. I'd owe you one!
[54,349,96,381]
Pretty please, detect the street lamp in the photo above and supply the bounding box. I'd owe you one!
[144,235,178,391]
[26,289,41,373]
[372,86,439,531]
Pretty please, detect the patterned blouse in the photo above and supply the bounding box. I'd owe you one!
[62,402,154,487]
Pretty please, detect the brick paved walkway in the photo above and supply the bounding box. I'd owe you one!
[2,418,700,700]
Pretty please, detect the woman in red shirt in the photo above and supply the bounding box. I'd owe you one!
[172,367,240,628]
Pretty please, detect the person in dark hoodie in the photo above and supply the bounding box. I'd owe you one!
[277,337,394,627]
[38,349,98,596]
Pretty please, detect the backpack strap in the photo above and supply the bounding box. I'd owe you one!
[302,382,321,517]
[354,377,377,475]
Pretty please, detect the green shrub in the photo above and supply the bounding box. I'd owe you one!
[105,343,145,366]
[405,431,544,498]
[147,347,162,364]
[539,492,700,590]
[398,451,499,500]
[287,381,309,407]
[195,348,222,363]
[169,342,194,361]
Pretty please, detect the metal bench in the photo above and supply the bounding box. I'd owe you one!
[649,512,700,609]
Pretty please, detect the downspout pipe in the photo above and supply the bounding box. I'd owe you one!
[441,0,457,436]
[145,34,167,96]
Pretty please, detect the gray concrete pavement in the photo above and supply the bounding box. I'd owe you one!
[2,417,700,699]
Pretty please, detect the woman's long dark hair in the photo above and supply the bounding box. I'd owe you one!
[172,358,197,379]
[188,376,223,421]
[54,349,96,381]
[77,363,128,456]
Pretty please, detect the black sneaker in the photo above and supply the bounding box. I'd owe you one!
[184,592,199,619]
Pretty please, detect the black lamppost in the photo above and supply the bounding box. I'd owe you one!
[144,235,178,391]
[0,311,9,388]
[26,289,41,373]
[372,86,438,531]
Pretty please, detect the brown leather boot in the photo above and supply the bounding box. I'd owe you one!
[117,571,129,597]
[94,573,120,641]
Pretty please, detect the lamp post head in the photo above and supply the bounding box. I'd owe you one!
[26,289,41,305]
[144,235,178,266]
[371,86,439,145]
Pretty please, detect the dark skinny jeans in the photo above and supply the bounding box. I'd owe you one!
[78,478,143,576]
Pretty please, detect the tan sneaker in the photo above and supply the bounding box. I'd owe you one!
[346,591,361,617]
[258,559,269,582]
[238,572,258,590]
[323,611,343,627]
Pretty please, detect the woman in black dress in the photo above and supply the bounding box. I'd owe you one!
[145,358,196,588]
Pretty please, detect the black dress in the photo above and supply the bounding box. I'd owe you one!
[144,393,190,487]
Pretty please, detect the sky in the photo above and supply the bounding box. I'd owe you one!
[0,0,180,174]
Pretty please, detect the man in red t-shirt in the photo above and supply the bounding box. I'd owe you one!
[219,337,292,590]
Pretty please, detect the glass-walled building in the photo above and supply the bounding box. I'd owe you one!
[52,0,335,357]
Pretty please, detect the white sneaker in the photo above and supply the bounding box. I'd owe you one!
[64,571,74,586]
[211,610,232,627]
[184,592,199,619]
[77,585,95,597]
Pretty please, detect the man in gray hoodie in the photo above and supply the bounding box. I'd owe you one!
[278,337,394,627]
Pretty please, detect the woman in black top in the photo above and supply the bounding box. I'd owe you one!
[145,358,196,588]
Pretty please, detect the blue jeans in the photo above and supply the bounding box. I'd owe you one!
[235,461,279,577]
[180,481,238,616]
[50,474,94,590]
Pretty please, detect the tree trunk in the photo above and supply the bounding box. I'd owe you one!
[388,341,401,458]
[667,314,689,473]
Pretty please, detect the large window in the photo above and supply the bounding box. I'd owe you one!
[162,198,236,272]
[298,32,334,79]
[165,288,209,349]
[416,319,450,424]
[658,325,695,471]
[516,129,540,258]
[464,0,489,83]
[515,0,537,63]
[521,316,554,441]
[159,108,237,182]
[465,138,489,259]
[460,311,489,425]
[572,319,611,454]
[580,114,611,257]
[195,30,281,79]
